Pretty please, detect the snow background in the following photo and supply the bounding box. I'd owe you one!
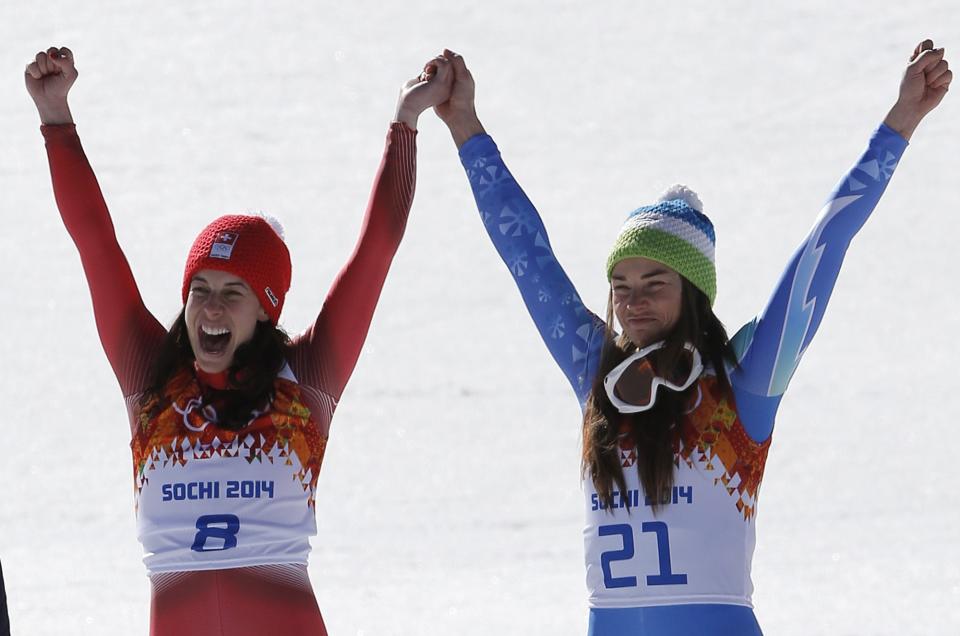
[1,1,958,634]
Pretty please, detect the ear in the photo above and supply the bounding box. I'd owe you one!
[257,306,270,322]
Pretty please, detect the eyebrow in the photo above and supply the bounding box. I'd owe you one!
[192,276,250,289]
[611,268,671,281]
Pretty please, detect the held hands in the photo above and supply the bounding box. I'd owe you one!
[884,40,952,141]
[25,47,77,125]
[433,49,485,149]
[395,54,454,130]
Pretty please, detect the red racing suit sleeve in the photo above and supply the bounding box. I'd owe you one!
[42,124,166,398]
[288,122,417,403]
[44,122,416,406]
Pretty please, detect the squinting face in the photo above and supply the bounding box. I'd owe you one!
[611,257,684,348]
[185,269,269,373]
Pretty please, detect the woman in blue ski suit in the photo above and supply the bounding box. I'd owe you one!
[432,41,951,635]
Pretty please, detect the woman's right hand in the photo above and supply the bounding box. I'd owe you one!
[25,47,77,125]
[434,49,485,149]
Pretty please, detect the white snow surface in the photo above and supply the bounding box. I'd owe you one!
[2,1,959,634]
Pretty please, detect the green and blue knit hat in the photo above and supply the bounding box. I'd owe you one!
[605,185,717,305]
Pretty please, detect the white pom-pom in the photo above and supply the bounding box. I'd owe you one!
[658,184,703,212]
[254,211,286,242]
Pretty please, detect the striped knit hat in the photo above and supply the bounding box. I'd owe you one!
[605,185,717,305]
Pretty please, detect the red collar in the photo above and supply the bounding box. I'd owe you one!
[194,364,230,390]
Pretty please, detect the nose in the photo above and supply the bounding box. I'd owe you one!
[625,289,650,310]
[200,292,226,315]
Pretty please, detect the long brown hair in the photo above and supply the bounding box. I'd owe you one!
[139,310,292,431]
[581,279,734,512]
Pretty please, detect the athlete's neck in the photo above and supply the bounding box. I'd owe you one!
[194,363,229,390]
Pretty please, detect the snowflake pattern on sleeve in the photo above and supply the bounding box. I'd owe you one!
[460,135,605,406]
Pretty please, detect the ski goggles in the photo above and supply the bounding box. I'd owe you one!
[602,341,703,413]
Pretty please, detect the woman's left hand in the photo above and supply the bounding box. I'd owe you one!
[395,54,454,130]
[884,39,952,141]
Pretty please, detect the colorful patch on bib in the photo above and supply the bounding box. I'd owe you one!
[132,369,326,509]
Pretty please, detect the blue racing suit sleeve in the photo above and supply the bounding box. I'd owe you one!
[459,134,606,407]
[729,124,908,442]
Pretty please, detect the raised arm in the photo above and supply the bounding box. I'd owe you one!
[289,55,454,402]
[27,47,165,396]
[438,51,605,405]
[728,40,952,442]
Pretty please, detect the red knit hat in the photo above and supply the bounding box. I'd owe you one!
[182,214,292,324]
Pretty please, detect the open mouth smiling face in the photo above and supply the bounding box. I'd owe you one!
[185,269,269,373]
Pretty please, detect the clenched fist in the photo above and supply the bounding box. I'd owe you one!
[25,47,77,125]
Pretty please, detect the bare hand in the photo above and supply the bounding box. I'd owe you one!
[395,54,454,130]
[884,40,952,141]
[25,47,77,125]
[434,49,485,148]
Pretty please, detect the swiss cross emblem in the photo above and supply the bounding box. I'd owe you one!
[210,231,239,260]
